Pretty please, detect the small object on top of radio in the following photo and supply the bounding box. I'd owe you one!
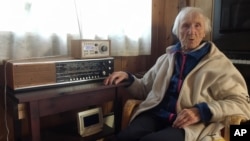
[71,39,111,59]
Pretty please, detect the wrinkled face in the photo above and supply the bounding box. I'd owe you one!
[178,12,206,51]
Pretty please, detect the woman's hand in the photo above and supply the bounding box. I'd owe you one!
[172,107,201,128]
[104,71,129,85]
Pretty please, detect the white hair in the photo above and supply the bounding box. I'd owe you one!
[172,7,211,38]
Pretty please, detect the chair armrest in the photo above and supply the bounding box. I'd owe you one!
[223,115,248,141]
[121,99,142,130]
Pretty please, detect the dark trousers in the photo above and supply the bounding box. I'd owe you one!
[116,112,185,141]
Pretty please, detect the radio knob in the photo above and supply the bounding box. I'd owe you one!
[102,71,106,76]
[100,45,108,52]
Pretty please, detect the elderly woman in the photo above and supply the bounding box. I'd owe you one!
[104,7,250,141]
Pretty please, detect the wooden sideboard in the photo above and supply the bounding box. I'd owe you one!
[5,81,129,141]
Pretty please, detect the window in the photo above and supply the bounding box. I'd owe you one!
[0,0,152,63]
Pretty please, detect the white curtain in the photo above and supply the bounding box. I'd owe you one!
[0,0,152,64]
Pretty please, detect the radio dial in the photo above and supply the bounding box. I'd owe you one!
[100,45,108,52]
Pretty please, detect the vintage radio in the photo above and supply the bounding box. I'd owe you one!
[5,56,114,91]
[71,40,111,59]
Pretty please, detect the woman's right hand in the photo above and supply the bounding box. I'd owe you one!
[103,71,129,85]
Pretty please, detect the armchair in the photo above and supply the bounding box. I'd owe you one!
[121,99,248,141]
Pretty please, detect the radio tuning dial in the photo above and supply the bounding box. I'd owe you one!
[100,45,108,52]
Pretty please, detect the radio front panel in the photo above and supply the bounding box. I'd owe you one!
[5,57,114,91]
[55,59,113,83]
